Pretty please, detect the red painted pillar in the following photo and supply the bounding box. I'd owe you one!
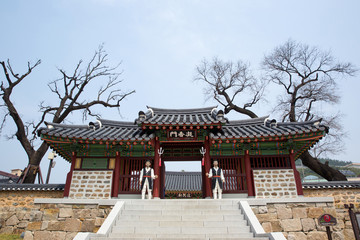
[204,137,212,198]
[244,150,255,197]
[111,152,121,198]
[153,137,160,198]
[64,152,76,197]
[290,150,303,196]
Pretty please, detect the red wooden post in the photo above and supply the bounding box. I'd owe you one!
[204,137,212,198]
[111,152,121,198]
[244,150,255,197]
[64,152,76,197]
[289,150,303,195]
[153,137,160,198]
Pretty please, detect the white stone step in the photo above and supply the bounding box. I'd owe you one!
[90,199,267,240]
[123,204,239,211]
[124,200,239,206]
[114,220,248,228]
[92,234,268,240]
[120,209,240,216]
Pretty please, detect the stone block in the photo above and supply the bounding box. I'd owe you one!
[51,231,67,239]
[301,218,316,231]
[288,232,307,240]
[23,231,33,240]
[5,214,19,226]
[256,213,277,222]
[95,217,105,227]
[29,211,43,221]
[41,221,48,230]
[59,207,73,218]
[81,219,95,232]
[34,231,51,240]
[65,232,78,240]
[64,218,82,232]
[308,207,324,218]
[344,229,355,240]
[17,221,28,229]
[262,222,272,232]
[280,218,302,232]
[277,206,292,219]
[0,226,14,234]
[293,207,308,218]
[270,220,282,232]
[259,206,268,214]
[332,231,344,240]
[42,208,59,221]
[47,221,65,231]
[307,231,328,240]
[27,221,42,231]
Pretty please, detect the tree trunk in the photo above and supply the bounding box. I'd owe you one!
[300,150,347,181]
[21,142,49,183]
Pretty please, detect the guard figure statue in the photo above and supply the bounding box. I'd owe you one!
[206,159,225,199]
[139,160,158,199]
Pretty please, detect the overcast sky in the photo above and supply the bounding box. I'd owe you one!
[1,0,359,183]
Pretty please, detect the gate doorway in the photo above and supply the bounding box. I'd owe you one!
[162,161,202,199]
[116,144,248,198]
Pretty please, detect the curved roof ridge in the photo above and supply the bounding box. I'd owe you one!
[99,119,137,127]
[43,121,89,129]
[227,116,269,125]
[277,119,322,126]
[146,106,218,114]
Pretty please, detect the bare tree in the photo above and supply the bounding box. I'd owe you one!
[195,58,265,118]
[262,39,357,181]
[0,45,135,183]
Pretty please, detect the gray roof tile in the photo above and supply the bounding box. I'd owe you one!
[136,106,227,125]
[165,171,202,191]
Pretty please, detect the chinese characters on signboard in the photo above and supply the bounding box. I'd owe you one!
[167,130,196,140]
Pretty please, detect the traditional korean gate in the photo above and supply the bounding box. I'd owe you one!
[118,157,151,194]
[212,156,247,193]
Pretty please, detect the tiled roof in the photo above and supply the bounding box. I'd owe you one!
[210,117,328,139]
[136,106,227,125]
[38,120,154,141]
[302,181,360,189]
[38,107,328,144]
[0,184,65,191]
[165,171,202,191]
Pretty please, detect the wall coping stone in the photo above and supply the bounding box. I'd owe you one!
[34,196,334,206]
[34,198,119,205]
[245,196,334,206]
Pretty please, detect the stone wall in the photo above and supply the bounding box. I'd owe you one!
[23,202,112,240]
[0,191,63,235]
[253,169,297,198]
[304,188,360,209]
[251,201,354,240]
[0,191,112,239]
[69,170,113,199]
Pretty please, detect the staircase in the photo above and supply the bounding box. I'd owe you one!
[91,199,269,240]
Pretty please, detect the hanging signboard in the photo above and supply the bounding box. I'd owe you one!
[167,130,197,141]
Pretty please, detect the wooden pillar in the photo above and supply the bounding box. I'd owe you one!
[290,150,303,196]
[111,152,121,198]
[244,150,255,197]
[153,137,160,198]
[64,152,76,197]
[204,137,212,198]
